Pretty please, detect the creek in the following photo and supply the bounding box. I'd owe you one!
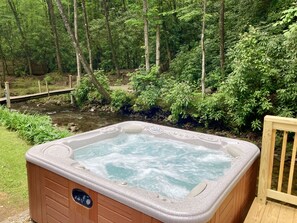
[12,101,134,132]
[11,101,170,133]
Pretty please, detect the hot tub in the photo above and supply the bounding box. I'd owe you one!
[26,121,259,223]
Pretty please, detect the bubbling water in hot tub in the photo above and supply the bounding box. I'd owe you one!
[74,133,233,200]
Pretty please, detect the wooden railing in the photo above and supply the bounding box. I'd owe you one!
[0,75,75,107]
[258,115,297,205]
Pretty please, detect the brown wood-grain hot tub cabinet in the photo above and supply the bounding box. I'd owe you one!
[26,121,260,223]
[27,160,258,223]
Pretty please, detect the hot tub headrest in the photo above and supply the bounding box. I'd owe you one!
[122,124,144,134]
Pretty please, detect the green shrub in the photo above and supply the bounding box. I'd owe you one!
[192,93,228,128]
[133,86,159,112]
[73,70,110,106]
[169,46,201,84]
[129,66,161,93]
[162,82,195,122]
[128,66,162,112]
[0,106,70,144]
[111,90,133,112]
[221,27,277,130]
[275,7,297,118]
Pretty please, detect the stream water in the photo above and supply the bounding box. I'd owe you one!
[12,101,134,132]
[11,101,172,133]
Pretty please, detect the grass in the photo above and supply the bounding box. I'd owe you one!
[0,126,30,219]
[0,74,72,97]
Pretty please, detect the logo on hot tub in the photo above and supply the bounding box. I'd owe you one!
[72,188,93,208]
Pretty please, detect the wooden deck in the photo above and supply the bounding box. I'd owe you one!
[244,115,297,223]
[0,88,74,105]
[244,198,297,223]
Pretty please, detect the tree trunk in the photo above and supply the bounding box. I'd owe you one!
[0,43,7,84]
[46,0,63,73]
[74,0,82,84]
[219,0,225,75]
[55,0,111,103]
[7,0,32,75]
[81,0,93,71]
[102,0,120,76]
[156,24,160,70]
[201,0,206,97]
[143,0,150,72]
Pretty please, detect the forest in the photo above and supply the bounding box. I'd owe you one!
[0,0,296,133]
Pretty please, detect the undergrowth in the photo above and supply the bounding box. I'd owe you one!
[0,106,70,144]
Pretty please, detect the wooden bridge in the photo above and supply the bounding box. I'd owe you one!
[0,76,75,107]
[0,88,74,105]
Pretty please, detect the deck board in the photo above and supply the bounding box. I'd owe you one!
[244,198,297,223]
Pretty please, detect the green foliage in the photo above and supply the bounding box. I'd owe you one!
[169,46,201,83]
[275,4,297,117]
[193,93,228,128]
[221,27,277,130]
[73,76,92,106]
[133,86,159,112]
[0,106,70,144]
[129,66,161,93]
[128,67,162,112]
[162,82,195,122]
[111,89,133,112]
[44,73,64,85]
[73,70,110,106]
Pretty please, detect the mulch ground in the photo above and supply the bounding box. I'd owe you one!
[0,210,33,223]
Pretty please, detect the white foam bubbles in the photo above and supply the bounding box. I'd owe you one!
[74,133,233,199]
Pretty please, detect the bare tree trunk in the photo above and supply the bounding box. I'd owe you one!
[46,0,63,73]
[143,0,150,72]
[7,0,32,75]
[201,0,206,97]
[155,1,162,72]
[156,24,160,70]
[81,0,93,71]
[74,0,82,84]
[102,0,120,76]
[55,0,111,103]
[0,44,7,84]
[219,0,225,75]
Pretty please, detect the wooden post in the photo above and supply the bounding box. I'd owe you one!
[69,75,73,88]
[76,75,81,87]
[38,80,41,93]
[69,75,74,104]
[45,80,49,96]
[5,82,11,108]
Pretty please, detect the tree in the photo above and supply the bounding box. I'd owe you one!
[81,0,92,71]
[102,0,120,75]
[201,0,206,97]
[0,41,7,84]
[219,0,225,75]
[155,1,161,71]
[143,0,150,72]
[74,0,81,83]
[55,0,111,103]
[7,0,32,75]
[45,0,63,73]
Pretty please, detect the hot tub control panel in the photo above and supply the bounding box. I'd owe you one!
[72,189,93,208]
